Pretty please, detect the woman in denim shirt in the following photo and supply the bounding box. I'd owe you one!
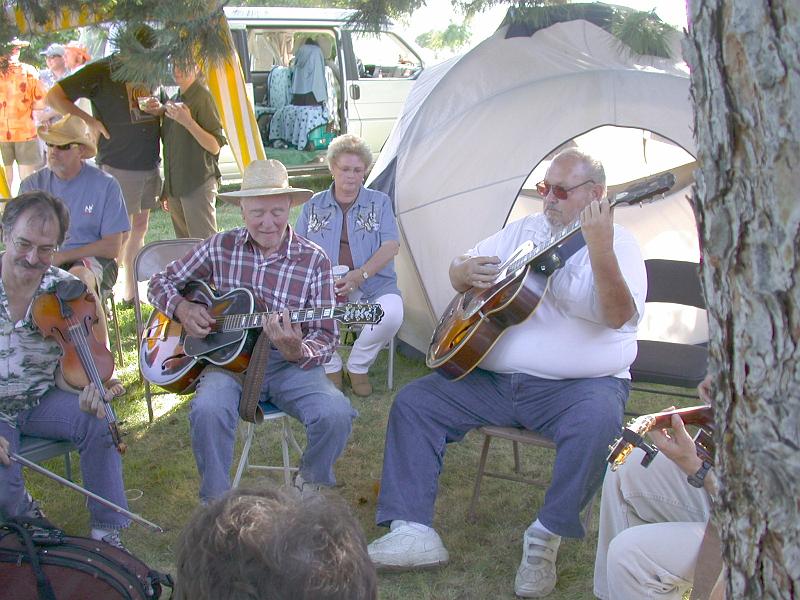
[296,134,402,396]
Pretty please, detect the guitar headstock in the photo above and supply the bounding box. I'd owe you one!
[611,172,676,208]
[606,414,658,471]
[335,303,385,325]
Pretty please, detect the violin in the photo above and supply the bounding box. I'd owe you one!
[606,405,714,472]
[32,279,127,454]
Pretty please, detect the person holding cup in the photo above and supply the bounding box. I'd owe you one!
[295,134,402,396]
[141,63,226,240]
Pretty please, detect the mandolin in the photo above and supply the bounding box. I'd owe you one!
[427,173,676,380]
[32,279,126,454]
[606,404,714,472]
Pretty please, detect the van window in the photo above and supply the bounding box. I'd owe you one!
[350,32,421,79]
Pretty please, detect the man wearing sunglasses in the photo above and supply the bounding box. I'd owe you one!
[19,115,130,375]
[368,149,647,598]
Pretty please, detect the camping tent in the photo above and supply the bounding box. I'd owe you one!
[367,19,700,355]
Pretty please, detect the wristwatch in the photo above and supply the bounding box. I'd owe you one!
[687,460,713,488]
[360,269,369,281]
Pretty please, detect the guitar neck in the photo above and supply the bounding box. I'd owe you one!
[505,196,629,275]
[217,307,337,332]
[643,405,715,430]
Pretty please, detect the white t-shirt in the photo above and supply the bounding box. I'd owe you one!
[469,213,647,380]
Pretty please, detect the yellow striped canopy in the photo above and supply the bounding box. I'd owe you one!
[2,4,261,196]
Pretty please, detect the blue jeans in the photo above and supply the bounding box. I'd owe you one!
[0,388,130,530]
[190,349,357,502]
[376,370,629,538]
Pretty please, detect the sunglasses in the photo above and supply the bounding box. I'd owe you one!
[536,179,594,200]
[45,142,78,151]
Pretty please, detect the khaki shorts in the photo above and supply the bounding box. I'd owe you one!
[100,164,161,215]
[0,139,43,166]
[61,256,119,296]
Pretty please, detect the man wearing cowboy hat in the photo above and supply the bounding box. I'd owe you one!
[149,159,356,502]
[1,38,46,190]
[19,115,130,357]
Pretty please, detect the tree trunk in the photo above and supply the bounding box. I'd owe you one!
[685,1,800,598]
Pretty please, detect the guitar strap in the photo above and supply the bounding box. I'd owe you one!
[690,521,724,600]
[239,333,270,424]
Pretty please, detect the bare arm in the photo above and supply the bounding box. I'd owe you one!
[336,241,400,294]
[46,83,109,140]
[580,198,636,329]
[449,254,501,293]
[53,232,124,265]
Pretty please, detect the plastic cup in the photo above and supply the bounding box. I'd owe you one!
[137,96,151,110]
[332,265,349,304]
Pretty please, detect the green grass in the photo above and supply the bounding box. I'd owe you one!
[24,197,697,599]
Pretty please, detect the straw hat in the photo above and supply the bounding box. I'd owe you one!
[37,115,97,158]
[219,159,312,207]
[10,38,30,48]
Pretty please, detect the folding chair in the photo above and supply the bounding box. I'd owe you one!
[104,288,123,366]
[19,435,75,481]
[233,401,303,488]
[133,238,203,422]
[631,259,708,400]
[467,426,596,534]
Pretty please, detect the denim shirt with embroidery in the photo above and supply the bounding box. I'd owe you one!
[295,184,401,300]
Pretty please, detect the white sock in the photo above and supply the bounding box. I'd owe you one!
[91,527,111,540]
[391,520,433,534]
[529,519,560,539]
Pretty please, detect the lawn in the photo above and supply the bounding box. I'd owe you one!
[23,190,693,600]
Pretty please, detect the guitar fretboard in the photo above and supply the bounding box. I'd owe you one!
[218,307,337,332]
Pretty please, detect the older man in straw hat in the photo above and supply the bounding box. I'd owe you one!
[148,159,357,502]
[20,115,130,375]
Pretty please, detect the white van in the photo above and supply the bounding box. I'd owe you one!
[218,6,424,181]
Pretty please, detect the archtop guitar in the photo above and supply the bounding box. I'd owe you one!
[426,173,676,380]
[140,281,384,393]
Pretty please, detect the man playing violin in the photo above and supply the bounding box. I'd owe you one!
[0,191,130,549]
[368,149,648,598]
[148,159,356,503]
[593,376,719,600]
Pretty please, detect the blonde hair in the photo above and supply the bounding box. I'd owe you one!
[326,134,372,171]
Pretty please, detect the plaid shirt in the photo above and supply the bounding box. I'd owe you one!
[148,225,337,369]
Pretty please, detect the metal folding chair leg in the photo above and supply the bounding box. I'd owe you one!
[467,427,596,535]
[233,413,301,488]
[105,292,123,366]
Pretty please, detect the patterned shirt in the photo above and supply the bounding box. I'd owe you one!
[0,60,46,142]
[148,225,337,369]
[0,263,76,424]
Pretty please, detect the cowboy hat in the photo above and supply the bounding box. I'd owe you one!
[9,38,30,48]
[219,159,312,207]
[37,114,97,158]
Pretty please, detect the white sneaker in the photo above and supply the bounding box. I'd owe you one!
[514,526,561,598]
[367,520,449,571]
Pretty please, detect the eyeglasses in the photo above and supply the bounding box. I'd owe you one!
[45,142,78,151]
[8,235,58,259]
[536,179,594,200]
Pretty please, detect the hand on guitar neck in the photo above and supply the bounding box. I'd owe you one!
[647,408,708,479]
[263,308,304,362]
